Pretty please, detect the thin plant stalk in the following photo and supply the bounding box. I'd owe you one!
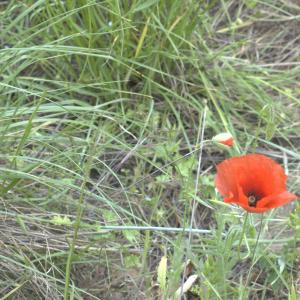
[241,213,265,300]
[179,106,207,298]
[237,212,249,259]
[64,180,86,300]
[64,126,100,299]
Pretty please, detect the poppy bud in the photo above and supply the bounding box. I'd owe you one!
[212,132,234,147]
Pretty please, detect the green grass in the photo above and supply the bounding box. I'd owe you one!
[0,0,300,299]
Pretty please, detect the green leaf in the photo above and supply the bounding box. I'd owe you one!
[124,255,141,268]
[50,215,72,226]
[123,229,140,243]
[133,0,160,12]
[157,256,167,291]
[288,284,297,300]
[16,215,28,233]
[102,209,118,225]
[176,157,195,178]
[245,0,257,8]
[156,174,171,183]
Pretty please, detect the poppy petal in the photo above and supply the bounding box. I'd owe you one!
[215,161,239,201]
[239,204,270,213]
[246,154,287,196]
[223,192,234,203]
[228,154,286,197]
[257,191,298,210]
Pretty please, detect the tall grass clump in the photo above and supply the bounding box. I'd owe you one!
[0,0,300,299]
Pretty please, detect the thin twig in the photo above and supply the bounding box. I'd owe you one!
[98,225,212,234]
[188,106,207,243]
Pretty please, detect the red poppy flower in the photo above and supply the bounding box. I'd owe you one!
[215,154,297,213]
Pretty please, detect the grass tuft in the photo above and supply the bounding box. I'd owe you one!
[0,1,300,299]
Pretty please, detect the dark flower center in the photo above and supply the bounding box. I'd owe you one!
[247,191,262,207]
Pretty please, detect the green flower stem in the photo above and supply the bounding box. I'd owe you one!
[242,213,265,299]
[237,212,249,259]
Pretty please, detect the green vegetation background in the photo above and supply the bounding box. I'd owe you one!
[0,1,300,299]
